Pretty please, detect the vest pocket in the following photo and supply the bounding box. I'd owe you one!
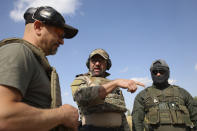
[178,105,192,126]
[170,109,178,123]
[159,109,172,124]
[146,108,159,124]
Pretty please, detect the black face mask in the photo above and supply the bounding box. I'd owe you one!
[151,67,169,87]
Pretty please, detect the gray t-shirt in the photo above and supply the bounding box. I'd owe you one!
[0,43,51,108]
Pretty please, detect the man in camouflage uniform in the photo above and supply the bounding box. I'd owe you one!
[71,48,145,131]
[132,59,197,131]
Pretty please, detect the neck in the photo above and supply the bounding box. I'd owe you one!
[89,71,110,78]
[153,81,170,89]
[23,24,40,49]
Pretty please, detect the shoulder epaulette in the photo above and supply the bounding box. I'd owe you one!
[172,85,179,87]
[76,74,83,77]
[76,73,89,77]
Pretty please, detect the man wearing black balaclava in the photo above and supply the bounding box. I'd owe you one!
[150,59,170,88]
[132,59,197,131]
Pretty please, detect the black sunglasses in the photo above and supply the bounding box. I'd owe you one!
[152,69,166,75]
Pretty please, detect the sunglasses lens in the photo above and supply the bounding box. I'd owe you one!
[153,70,165,75]
[159,70,165,74]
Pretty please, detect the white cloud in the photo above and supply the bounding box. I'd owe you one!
[120,67,129,73]
[168,79,177,85]
[131,77,152,86]
[10,0,81,22]
[63,92,69,97]
[195,64,197,71]
[130,77,177,86]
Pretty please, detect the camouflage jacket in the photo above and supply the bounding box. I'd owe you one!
[71,72,130,131]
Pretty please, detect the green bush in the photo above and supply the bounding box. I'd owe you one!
[194,96,197,101]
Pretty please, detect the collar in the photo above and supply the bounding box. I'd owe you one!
[87,71,110,78]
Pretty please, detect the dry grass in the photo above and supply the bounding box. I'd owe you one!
[126,116,132,131]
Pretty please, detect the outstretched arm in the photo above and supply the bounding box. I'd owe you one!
[99,79,145,99]
[72,78,145,106]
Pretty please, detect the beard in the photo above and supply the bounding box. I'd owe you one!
[49,48,58,55]
[90,68,105,77]
[48,43,59,55]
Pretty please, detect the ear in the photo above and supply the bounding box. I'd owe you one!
[33,20,43,36]
[86,58,90,69]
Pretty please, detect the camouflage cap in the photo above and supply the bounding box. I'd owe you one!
[87,48,112,70]
[89,48,109,60]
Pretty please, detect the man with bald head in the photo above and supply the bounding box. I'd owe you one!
[0,6,79,131]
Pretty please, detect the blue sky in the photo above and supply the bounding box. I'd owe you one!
[1,0,197,111]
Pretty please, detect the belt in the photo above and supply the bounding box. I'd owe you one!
[80,125,122,131]
[82,112,122,127]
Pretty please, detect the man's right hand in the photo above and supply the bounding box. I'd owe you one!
[115,79,145,93]
[100,79,145,99]
[59,104,79,130]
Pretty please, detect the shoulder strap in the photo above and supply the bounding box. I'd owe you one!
[0,38,61,108]
[144,86,161,109]
[171,85,183,105]
[0,38,51,76]
[146,86,161,99]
